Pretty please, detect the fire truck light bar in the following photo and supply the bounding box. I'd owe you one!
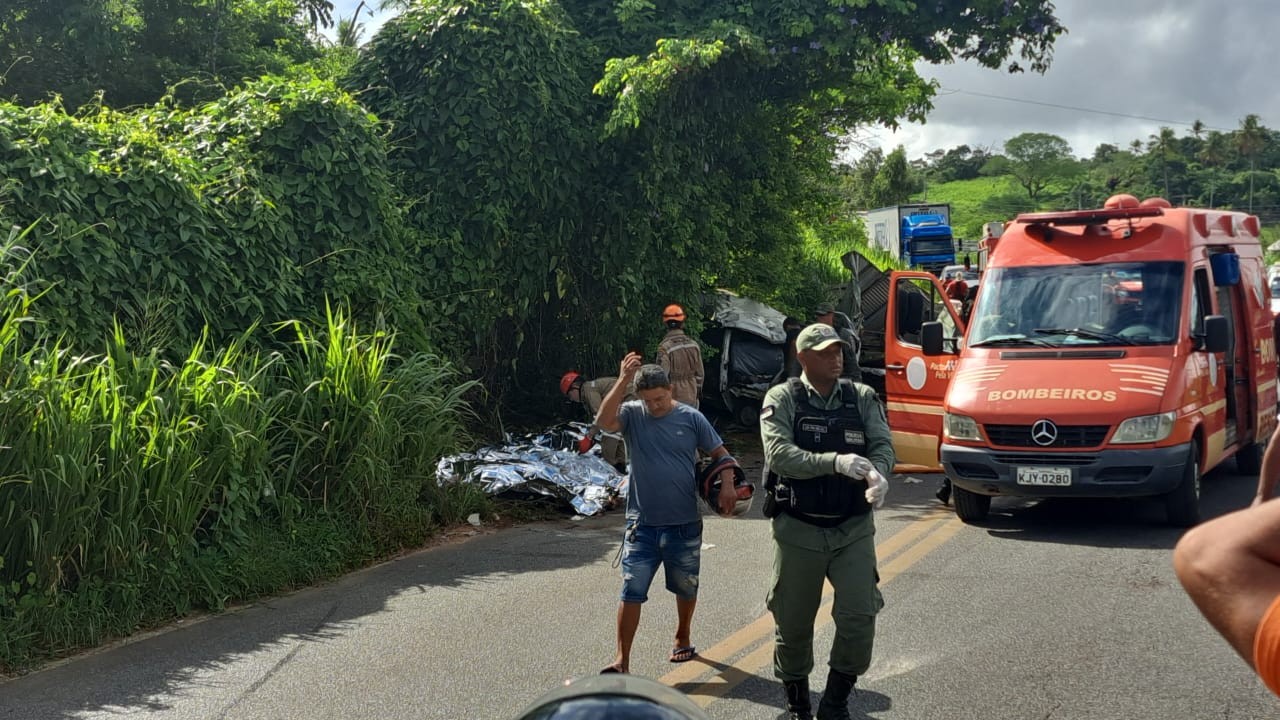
[1014,207,1164,226]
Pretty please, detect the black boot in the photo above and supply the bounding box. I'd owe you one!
[815,669,857,720]
[783,679,813,720]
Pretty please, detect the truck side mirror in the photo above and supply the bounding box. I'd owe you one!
[1201,315,1229,354]
[921,321,945,356]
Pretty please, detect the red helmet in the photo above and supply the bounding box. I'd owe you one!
[559,371,582,396]
[662,304,686,322]
[699,456,754,517]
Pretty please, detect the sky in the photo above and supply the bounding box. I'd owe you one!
[329,0,1278,162]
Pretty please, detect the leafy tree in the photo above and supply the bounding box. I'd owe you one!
[849,147,884,207]
[1197,130,1233,207]
[344,0,1067,396]
[992,132,1078,200]
[928,144,991,183]
[869,146,914,206]
[297,0,336,29]
[1147,126,1178,199]
[0,0,322,108]
[1238,113,1267,212]
[1092,143,1119,163]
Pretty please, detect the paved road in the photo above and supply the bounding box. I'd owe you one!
[2,452,1277,719]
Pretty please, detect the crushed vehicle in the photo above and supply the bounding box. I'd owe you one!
[695,261,964,473]
[697,290,789,427]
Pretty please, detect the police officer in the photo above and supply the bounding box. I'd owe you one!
[656,304,705,408]
[759,324,894,720]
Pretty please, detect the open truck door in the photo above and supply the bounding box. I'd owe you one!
[839,252,966,469]
[883,271,965,469]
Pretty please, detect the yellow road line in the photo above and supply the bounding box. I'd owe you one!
[681,517,966,707]
[659,512,963,700]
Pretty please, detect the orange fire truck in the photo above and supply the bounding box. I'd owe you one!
[900,195,1277,526]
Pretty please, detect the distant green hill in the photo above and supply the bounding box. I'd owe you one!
[907,175,1034,243]
[913,174,1280,264]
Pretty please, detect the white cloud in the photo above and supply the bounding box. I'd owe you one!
[860,0,1279,161]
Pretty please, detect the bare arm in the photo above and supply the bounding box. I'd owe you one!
[595,352,641,433]
[1174,500,1280,667]
[1255,423,1280,505]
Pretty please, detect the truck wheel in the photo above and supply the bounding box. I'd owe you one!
[953,484,991,523]
[736,403,760,427]
[1165,440,1201,527]
[1237,439,1264,475]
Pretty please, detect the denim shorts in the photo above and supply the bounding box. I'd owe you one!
[620,519,703,603]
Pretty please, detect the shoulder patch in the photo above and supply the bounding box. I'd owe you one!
[760,405,775,420]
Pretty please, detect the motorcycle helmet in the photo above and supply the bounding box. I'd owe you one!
[698,455,754,517]
[515,674,711,720]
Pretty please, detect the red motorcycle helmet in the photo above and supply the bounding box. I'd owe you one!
[699,456,754,517]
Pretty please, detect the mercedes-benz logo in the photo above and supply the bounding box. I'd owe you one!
[1031,419,1058,447]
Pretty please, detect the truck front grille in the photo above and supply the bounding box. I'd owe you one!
[984,424,1109,448]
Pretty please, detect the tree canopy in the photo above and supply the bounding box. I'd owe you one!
[0,0,325,108]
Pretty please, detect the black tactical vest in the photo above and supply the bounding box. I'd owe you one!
[766,378,871,527]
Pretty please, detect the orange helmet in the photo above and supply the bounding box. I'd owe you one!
[559,371,582,396]
[661,304,686,322]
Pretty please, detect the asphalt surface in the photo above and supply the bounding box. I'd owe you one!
[2,430,1277,719]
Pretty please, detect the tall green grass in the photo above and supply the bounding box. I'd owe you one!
[0,227,482,671]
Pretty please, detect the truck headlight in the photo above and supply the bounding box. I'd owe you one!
[1111,411,1176,444]
[944,413,983,442]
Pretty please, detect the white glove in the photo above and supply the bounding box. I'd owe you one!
[865,469,888,509]
[834,454,873,481]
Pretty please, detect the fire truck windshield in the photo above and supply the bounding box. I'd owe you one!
[967,262,1183,347]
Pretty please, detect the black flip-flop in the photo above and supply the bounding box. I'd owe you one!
[669,645,697,663]
[600,663,625,674]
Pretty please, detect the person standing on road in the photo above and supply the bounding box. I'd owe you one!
[596,354,737,674]
[656,304,705,408]
[759,324,894,720]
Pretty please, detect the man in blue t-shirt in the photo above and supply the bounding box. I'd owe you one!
[595,352,737,674]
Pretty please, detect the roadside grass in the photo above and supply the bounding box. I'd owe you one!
[0,229,486,673]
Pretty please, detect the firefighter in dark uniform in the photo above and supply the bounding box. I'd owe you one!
[759,324,895,720]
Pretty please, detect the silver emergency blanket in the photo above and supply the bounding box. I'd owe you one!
[435,423,626,516]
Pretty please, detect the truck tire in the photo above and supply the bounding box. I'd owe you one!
[953,484,991,523]
[1165,440,1201,527]
[1237,439,1264,475]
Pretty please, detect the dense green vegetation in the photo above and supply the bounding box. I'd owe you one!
[0,223,483,669]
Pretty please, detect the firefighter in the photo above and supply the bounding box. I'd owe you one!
[560,371,630,469]
[656,304,705,408]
